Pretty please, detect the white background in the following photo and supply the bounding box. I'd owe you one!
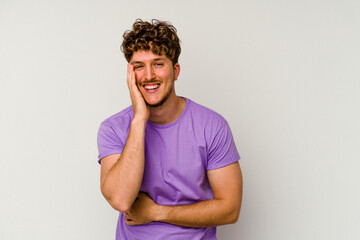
[1,0,359,239]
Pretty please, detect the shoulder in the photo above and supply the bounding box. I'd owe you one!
[101,106,133,126]
[99,106,133,134]
[186,98,228,128]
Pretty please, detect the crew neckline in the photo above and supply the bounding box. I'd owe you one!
[146,97,190,129]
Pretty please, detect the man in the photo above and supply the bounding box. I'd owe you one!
[97,19,243,240]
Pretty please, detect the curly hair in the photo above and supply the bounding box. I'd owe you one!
[121,19,181,65]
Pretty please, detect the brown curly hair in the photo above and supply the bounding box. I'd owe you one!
[121,19,181,65]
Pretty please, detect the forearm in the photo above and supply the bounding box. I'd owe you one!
[125,164,243,227]
[101,118,146,212]
[154,198,241,228]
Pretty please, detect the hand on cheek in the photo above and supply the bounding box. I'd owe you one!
[127,64,149,121]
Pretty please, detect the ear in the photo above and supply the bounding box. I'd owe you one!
[173,63,180,80]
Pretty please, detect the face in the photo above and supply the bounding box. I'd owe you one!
[130,51,180,107]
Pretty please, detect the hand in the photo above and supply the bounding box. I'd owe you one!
[124,192,158,226]
[127,63,150,122]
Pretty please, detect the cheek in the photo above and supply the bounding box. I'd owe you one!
[156,69,171,79]
[134,72,141,83]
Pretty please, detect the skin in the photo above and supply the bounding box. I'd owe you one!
[100,50,243,227]
[125,162,242,227]
[130,50,185,125]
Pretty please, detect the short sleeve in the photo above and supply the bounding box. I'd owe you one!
[207,122,240,170]
[97,121,125,164]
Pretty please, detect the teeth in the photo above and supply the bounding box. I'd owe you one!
[144,84,159,90]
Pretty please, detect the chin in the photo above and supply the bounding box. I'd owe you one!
[146,101,164,108]
[145,97,167,108]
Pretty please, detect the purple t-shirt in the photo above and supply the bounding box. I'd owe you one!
[97,98,240,240]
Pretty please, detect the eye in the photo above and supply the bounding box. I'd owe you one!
[154,63,164,67]
[133,65,143,70]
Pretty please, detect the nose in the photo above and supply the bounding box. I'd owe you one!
[144,66,155,81]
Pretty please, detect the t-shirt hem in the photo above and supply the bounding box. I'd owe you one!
[98,151,123,164]
[206,155,240,171]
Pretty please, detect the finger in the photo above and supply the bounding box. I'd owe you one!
[124,211,132,218]
[138,192,150,200]
[131,71,136,90]
[127,63,131,86]
[124,212,133,222]
[127,64,136,91]
[128,65,139,97]
[125,219,135,226]
[126,220,136,226]
[129,64,136,86]
[127,63,133,82]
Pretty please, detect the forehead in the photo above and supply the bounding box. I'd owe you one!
[130,51,171,64]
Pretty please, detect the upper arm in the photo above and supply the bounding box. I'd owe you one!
[100,154,121,188]
[207,162,243,216]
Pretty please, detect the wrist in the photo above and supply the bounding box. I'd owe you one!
[131,117,147,127]
[154,204,170,222]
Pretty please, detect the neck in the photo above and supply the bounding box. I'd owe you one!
[148,95,186,125]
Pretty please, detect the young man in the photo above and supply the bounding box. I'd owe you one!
[97,19,243,240]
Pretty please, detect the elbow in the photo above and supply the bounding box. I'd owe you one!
[101,186,132,212]
[107,197,132,213]
[225,204,241,224]
[228,210,240,224]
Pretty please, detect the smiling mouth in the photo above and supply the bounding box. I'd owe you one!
[143,83,160,90]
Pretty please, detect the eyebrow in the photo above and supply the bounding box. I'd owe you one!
[130,58,166,64]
